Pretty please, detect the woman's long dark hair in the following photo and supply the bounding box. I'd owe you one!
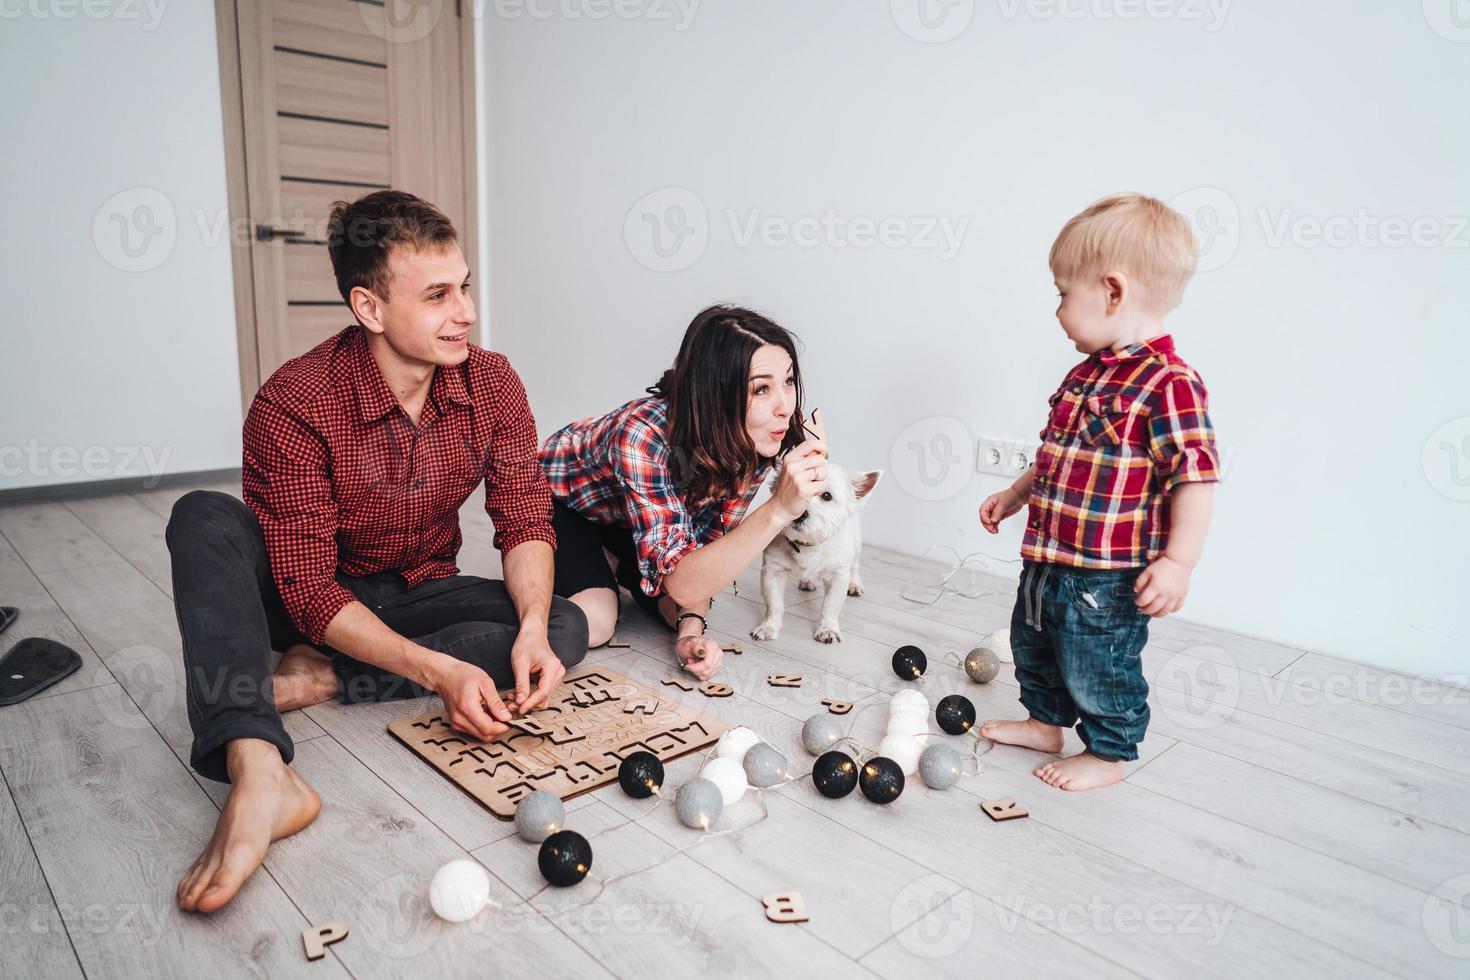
[647,305,805,502]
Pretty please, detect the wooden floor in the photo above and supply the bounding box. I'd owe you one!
[2,476,1468,978]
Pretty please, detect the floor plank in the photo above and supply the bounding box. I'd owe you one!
[0,686,328,979]
[0,769,83,978]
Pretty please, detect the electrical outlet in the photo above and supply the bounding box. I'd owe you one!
[977,436,1040,477]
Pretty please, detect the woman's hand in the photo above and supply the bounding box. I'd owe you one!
[676,633,724,680]
[770,439,828,523]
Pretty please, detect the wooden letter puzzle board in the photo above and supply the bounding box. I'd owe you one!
[388,667,729,819]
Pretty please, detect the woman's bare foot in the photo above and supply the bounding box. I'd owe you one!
[1035,751,1124,791]
[273,644,338,711]
[178,739,321,913]
[978,717,1065,753]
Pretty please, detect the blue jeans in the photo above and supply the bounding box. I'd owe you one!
[1009,561,1151,761]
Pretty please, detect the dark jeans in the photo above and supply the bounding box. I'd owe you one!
[165,491,589,782]
[1010,561,1151,761]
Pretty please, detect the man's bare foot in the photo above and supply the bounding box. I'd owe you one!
[1035,751,1124,791]
[978,717,1065,753]
[178,739,321,913]
[273,643,338,711]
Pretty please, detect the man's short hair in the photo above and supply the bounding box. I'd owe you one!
[1049,193,1198,312]
[326,190,458,305]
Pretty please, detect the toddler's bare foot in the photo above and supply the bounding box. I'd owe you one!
[273,644,338,711]
[978,717,1065,753]
[1035,751,1124,791]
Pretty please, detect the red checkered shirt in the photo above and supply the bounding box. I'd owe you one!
[242,327,556,643]
[1022,335,1220,569]
[540,396,770,597]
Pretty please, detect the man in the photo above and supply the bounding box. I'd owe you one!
[166,191,587,913]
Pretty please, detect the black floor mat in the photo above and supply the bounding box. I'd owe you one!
[0,638,83,707]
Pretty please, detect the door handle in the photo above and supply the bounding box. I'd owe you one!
[255,224,306,242]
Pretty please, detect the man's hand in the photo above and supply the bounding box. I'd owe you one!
[676,634,724,681]
[979,487,1024,533]
[429,658,513,741]
[507,629,567,715]
[1135,556,1191,617]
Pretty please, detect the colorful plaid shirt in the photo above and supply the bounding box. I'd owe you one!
[1022,335,1219,569]
[540,396,770,597]
[242,327,556,644]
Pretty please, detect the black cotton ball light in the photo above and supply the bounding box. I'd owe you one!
[538,829,593,887]
[859,756,905,804]
[812,750,860,799]
[935,694,976,735]
[891,645,928,680]
[617,751,664,799]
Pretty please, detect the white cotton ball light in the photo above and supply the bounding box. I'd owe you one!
[982,628,1013,664]
[717,726,761,764]
[701,756,749,806]
[878,733,924,775]
[886,710,930,738]
[890,689,928,714]
[429,859,491,923]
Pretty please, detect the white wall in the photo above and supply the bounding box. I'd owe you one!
[480,1,1470,682]
[0,3,243,492]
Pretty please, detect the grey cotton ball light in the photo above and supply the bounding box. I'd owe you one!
[743,742,790,788]
[676,777,724,829]
[801,713,844,756]
[514,789,565,843]
[918,743,964,790]
[965,646,1001,684]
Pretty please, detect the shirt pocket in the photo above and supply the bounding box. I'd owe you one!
[1078,394,1133,449]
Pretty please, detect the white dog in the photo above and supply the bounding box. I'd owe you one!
[751,463,882,644]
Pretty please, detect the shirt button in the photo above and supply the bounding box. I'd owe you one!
[413,479,423,488]
[1029,516,1042,529]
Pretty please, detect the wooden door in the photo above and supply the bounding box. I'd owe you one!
[221,0,473,391]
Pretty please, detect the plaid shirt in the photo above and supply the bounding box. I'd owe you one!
[1022,335,1219,569]
[242,327,555,644]
[540,396,769,597]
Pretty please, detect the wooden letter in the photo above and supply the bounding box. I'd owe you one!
[698,682,734,698]
[820,699,853,715]
[761,892,810,924]
[767,674,803,688]
[660,675,695,691]
[302,921,348,961]
[981,797,1029,822]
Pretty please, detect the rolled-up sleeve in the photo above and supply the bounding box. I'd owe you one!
[242,396,356,644]
[1147,370,1221,492]
[609,417,698,596]
[484,355,558,555]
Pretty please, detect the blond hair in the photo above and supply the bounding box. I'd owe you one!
[1049,193,1198,312]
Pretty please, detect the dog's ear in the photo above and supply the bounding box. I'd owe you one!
[851,469,882,500]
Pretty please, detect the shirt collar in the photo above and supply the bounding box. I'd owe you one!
[348,328,473,422]
[1096,334,1174,366]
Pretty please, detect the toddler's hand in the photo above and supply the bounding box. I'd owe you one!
[979,488,1023,534]
[1135,556,1191,617]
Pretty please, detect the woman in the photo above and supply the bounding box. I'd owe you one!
[540,305,828,679]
